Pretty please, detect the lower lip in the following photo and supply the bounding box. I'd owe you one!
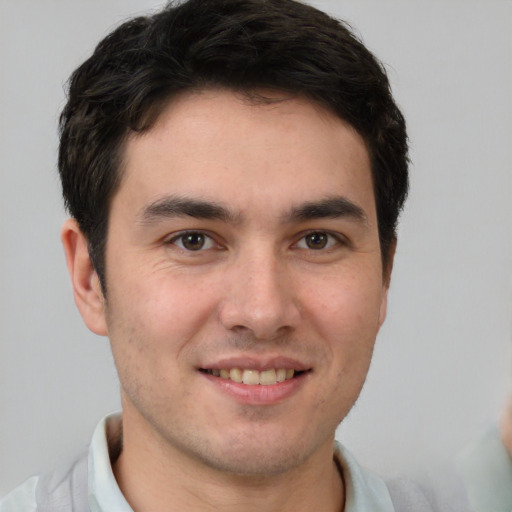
[201,372,308,405]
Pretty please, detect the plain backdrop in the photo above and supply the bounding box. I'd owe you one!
[1,0,511,496]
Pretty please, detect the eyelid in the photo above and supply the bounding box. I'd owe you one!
[293,230,347,250]
[166,230,220,251]
[163,229,348,252]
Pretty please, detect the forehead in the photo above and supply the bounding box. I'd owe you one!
[117,89,375,220]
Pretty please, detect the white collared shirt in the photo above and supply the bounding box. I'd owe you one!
[89,414,396,511]
[1,413,396,511]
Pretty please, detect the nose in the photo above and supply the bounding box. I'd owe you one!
[218,249,301,340]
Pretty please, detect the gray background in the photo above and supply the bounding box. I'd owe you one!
[1,0,511,495]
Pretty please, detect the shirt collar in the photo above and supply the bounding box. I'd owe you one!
[88,414,394,512]
[334,442,395,512]
[88,414,132,512]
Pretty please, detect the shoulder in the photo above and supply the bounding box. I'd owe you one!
[334,441,474,512]
[385,474,476,512]
[335,441,437,512]
[0,476,39,512]
[0,414,119,512]
[385,477,437,512]
[0,453,88,512]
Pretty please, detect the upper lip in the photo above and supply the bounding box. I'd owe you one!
[198,355,311,372]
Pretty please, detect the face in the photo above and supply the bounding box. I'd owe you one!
[98,90,390,475]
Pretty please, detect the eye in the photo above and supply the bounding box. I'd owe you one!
[295,231,341,250]
[169,231,217,251]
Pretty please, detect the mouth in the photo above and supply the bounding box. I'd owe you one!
[199,368,308,386]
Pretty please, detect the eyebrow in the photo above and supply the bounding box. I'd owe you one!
[137,195,367,227]
[138,196,241,225]
[286,196,368,224]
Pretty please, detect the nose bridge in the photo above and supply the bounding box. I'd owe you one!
[219,243,300,339]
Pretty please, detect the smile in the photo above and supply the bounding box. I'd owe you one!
[201,368,304,385]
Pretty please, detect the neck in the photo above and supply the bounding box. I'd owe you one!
[112,411,344,512]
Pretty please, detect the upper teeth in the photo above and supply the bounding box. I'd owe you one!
[206,368,295,385]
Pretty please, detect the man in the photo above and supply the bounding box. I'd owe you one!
[1,0,438,510]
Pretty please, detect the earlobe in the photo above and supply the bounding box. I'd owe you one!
[61,219,108,336]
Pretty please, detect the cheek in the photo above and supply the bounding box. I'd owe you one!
[304,268,385,344]
[104,275,210,411]
[108,266,221,342]
[301,267,384,408]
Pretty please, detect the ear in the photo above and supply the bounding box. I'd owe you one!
[61,219,108,335]
[378,238,397,327]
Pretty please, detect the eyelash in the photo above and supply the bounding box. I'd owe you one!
[166,230,346,252]
[293,231,345,251]
[167,231,219,251]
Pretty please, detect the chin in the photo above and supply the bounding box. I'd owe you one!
[182,425,326,477]
[198,444,312,476]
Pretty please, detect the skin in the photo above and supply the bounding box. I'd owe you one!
[62,89,394,512]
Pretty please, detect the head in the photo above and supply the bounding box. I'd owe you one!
[60,0,409,480]
[59,0,408,293]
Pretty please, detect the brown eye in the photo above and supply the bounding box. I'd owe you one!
[295,231,340,251]
[171,232,215,251]
[182,233,205,250]
[305,232,328,249]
